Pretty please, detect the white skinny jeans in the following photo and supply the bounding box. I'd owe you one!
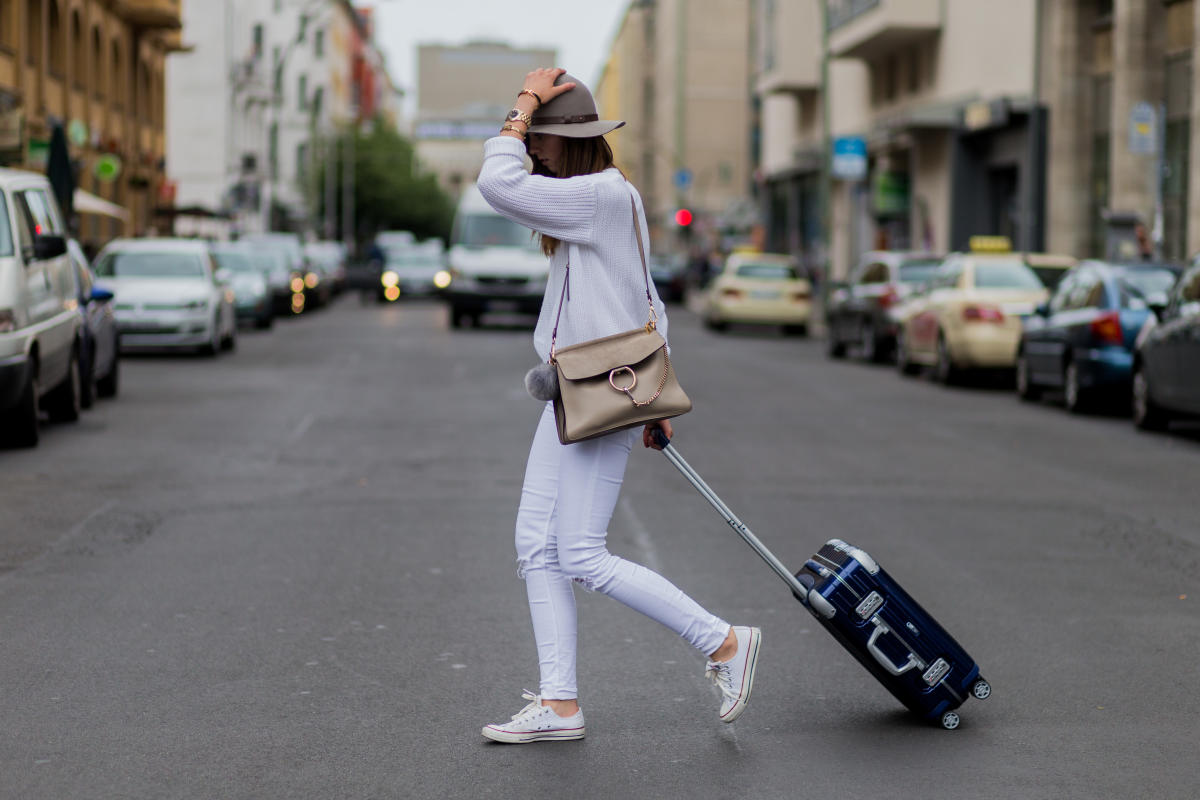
[515,403,730,700]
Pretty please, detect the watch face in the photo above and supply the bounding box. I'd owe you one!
[507,109,520,121]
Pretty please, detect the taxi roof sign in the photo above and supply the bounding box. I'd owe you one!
[969,235,1012,253]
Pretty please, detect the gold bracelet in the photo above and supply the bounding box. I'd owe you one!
[518,89,542,107]
[501,123,526,139]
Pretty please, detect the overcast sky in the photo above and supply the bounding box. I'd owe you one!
[362,0,632,116]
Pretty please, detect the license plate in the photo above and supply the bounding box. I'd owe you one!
[1002,303,1035,316]
[750,289,780,300]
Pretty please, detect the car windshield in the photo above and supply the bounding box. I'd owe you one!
[1029,266,1070,289]
[1117,268,1178,307]
[735,263,798,280]
[972,260,1044,289]
[210,250,261,273]
[94,251,206,278]
[455,214,537,249]
[898,261,941,283]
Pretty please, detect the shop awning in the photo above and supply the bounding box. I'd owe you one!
[74,188,130,222]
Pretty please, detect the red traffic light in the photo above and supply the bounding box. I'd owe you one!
[674,208,693,227]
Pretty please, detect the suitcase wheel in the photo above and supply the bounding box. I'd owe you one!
[972,679,992,700]
[941,711,961,730]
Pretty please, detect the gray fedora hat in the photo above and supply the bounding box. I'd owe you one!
[527,73,625,138]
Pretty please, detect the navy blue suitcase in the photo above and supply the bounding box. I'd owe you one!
[792,539,991,729]
[652,432,990,729]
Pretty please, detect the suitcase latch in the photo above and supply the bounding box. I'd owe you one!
[855,591,883,620]
[923,658,951,687]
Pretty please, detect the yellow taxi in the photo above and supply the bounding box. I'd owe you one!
[703,251,813,335]
[893,239,1074,382]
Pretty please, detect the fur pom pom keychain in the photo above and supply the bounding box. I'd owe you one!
[524,362,560,401]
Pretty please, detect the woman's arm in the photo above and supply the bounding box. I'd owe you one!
[477,139,597,244]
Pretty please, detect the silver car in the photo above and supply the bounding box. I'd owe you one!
[93,238,238,356]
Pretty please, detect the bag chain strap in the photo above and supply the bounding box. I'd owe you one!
[608,349,672,407]
[549,193,656,362]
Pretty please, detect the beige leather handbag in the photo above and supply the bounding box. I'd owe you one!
[549,198,692,444]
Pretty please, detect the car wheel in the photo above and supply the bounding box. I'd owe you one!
[200,321,220,357]
[704,317,728,332]
[1015,350,1040,401]
[96,351,120,398]
[782,324,807,337]
[1063,360,1090,414]
[255,313,274,330]
[449,307,466,329]
[934,332,958,385]
[826,328,847,359]
[46,345,82,423]
[1132,363,1169,431]
[2,369,40,448]
[79,339,96,410]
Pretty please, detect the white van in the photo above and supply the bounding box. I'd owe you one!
[0,169,83,447]
[440,183,547,328]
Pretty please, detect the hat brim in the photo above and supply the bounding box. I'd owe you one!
[526,119,625,138]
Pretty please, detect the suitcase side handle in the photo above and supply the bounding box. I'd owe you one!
[867,618,925,676]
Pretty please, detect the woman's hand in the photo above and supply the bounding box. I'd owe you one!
[643,419,673,450]
[521,68,576,107]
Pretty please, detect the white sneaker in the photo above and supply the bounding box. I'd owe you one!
[481,691,586,744]
[706,626,762,723]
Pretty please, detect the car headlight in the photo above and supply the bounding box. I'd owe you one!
[381,270,400,288]
[433,270,453,289]
[304,272,319,289]
[290,276,305,293]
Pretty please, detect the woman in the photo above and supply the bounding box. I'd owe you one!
[476,68,761,744]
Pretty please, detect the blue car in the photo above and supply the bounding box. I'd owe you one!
[1016,260,1180,412]
[1133,261,1200,430]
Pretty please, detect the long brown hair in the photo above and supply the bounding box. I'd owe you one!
[529,135,617,256]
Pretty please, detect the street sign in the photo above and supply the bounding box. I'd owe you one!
[832,136,868,181]
[673,168,693,190]
[1129,102,1158,155]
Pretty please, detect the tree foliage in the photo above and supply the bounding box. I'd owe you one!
[314,118,454,251]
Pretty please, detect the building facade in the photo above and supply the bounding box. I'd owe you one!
[597,0,756,253]
[0,0,181,246]
[413,41,555,199]
[165,0,397,239]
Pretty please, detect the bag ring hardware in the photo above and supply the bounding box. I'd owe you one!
[609,366,637,394]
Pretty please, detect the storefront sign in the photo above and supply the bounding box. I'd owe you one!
[1129,102,1158,155]
[68,119,89,147]
[94,154,123,182]
[27,138,49,170]
[832,136,868,181]
[871,170,909,217]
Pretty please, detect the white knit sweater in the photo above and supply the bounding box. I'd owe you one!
[476,136,669,362]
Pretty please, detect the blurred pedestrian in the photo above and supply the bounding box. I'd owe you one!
[1135,222,1154,261]
[475,68,761,745]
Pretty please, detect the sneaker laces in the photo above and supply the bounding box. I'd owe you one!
[706,660,738,701]
[509,690,547,723]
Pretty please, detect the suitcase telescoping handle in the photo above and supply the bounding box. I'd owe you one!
[652,430,813,601]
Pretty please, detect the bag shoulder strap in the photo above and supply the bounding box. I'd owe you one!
[550,190,656,360]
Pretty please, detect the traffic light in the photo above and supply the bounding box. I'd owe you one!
[674,208,693,227]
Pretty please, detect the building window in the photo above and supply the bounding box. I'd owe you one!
[314,29,324,58]
[111,39,124,110]
[268,122,279,180]
[1162,53,1191,262]
[26,0,42,67]
[297,142,308,184]
[907,47,921,94]
[70,10,82,90]
[298,74,307,111]
[91,26,104,99]
[252,23,263,59]
[0,0,16,51]
[47,0,62,76]
[1088,75,1112,257]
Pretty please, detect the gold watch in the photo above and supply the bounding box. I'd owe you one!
[506,108,534,126]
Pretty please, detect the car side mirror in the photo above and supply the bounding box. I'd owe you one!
[33,234,67,261]
[90,287,114,303]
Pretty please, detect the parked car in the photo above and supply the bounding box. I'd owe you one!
[242,232,320,312]
[67,239,119,407]
[894,251,1056,382]
[209,242,274,329]
[825,251,943,362]
[92,238,238,356]
[1016,261,1180,412]
[378,239,445,301]
[0,168,84,447]
[649,253,688,304]
[703,252,812,335]
[1131,261,1200,430]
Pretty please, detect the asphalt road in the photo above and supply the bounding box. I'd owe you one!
[2,294,1198,799]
